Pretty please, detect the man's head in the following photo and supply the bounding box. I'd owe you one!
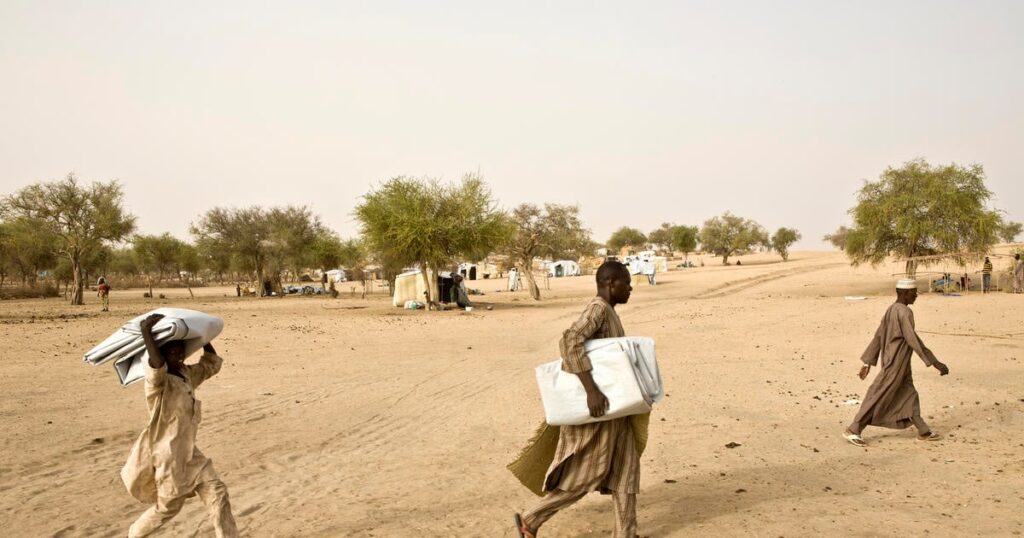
[160,340,187,371]
[985,256,990,262]
[596,261,632,305]
[1016,254,1021,261]
[98,277,105,285]
[896,278,918,305]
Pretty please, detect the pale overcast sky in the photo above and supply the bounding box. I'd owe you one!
[1,1,1021,249]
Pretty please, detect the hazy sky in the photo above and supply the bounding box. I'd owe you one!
[1,1,1021,249]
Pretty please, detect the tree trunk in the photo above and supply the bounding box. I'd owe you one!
[905,259,918,278]
[722,253,730,265]
[71,254,85,305]
[180,275,195,299]
[522,261,541,301]
[419,263,433,309]
[147,275,154,299]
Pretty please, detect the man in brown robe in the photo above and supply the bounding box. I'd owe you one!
[122,313,238,537]
[513,261,647,538]
[844,279,950,447]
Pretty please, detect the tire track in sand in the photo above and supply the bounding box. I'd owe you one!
[690,262,845,300]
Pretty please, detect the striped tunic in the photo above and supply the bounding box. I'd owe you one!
[543,297,642,494]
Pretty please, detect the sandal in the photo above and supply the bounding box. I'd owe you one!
[514,513,535,538]
[917,431,941,441]
[844,429,867,447]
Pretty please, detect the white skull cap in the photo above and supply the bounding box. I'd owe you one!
[896,278,918,289]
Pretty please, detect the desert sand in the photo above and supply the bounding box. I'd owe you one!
[1,250,1022,537]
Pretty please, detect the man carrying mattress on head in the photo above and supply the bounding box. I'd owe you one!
[510,261,648,538]
[122,313,238,538]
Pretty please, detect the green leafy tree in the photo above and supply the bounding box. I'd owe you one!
[607,227,648,254]
[1,174,136,305]
[823,225,852,250]
[175,241,201,298]
[670,225,699,259]
[355,174,510,307]
[133,233,181,298]
[0,222,13,288]
[191,207,274,296]
[265,206,324,286]
[647,223,676,252]
[4,217,57,287]
[108,247,139,279]
[998,220,1022,244]
[699,212,767,265]
[505,203,594,300]
[844,159,1002,277]
[771,227,801,261]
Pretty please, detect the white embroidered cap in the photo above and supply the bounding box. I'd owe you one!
[896,278,918,290]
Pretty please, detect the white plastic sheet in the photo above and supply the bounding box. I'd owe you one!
[535,336,662,426]
[84,308,224,386]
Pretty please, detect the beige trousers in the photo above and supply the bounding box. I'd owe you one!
[128,479,238,538]
[522,489,637,538]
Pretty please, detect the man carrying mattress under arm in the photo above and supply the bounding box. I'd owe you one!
[122,313,238,537]
[511,261,649,538]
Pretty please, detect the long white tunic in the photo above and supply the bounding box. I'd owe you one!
[121,352,223,503]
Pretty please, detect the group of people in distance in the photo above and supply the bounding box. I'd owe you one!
[120,259,970,537]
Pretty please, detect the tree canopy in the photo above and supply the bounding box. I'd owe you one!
[355,174,509,306]
[699,212,767,265]
[771,227,801,261]
[823,225,852,250]
[1,174,135,304]
[670,225,699,258]
[607,227,648,253]
[505,203,593,300]
[844,159,1002,276]
[998,220,1022,244]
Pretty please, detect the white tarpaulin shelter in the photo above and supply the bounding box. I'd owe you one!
[546,260,581,278]
[535,336,662,426]
[84,308,224,386]
[391,269,439,307]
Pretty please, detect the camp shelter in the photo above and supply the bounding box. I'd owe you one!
[391,269,441,307]
[457,261,499,280]
[547,260,581,278]
[326,269,347,283]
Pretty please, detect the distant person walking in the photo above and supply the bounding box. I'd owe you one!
[1014,254,1023,293]
[982,256,993,293]
[843,279,950,447]
[97,277,111,312]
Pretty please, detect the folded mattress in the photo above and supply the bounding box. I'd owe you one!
[84,308,224,386]
[535,336,662,426]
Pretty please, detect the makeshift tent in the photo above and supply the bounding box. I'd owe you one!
[391,269,441,307]
[546,260,581,278]
[325,269,347,283]
[457,262,498,280]
[84,308,224,386]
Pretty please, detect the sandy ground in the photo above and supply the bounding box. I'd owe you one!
[1,250,1022,537]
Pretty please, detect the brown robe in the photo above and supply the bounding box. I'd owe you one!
[851,302,937,431]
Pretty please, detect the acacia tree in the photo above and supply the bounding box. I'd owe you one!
[1,175,136,305]
[607,227,647,254]
[844,159,1002,277]
[648,223,676,252]
[998,220,1022,244]
[192,207,273,296]
[505,203,593,300]
[4,217,57,287]
[823,225,852,250]
[175,241,201,298]
[671,225,699,259]
[264,206,324,287]
[699,212,767,265]
[133,233,180,297]
[355,174,510,308]
[771,227,801,261]
[0,222,12,288]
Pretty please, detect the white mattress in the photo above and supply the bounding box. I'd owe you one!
[83,308,224,386]
[535,336,662,426]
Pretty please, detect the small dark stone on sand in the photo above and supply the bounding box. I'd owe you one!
[725,442,742,449]
[735,488,747,494]
[664,479,677,484]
